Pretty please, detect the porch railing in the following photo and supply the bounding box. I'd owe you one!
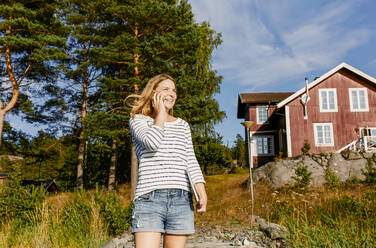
[337,136,376,153]
[364,136,376,152]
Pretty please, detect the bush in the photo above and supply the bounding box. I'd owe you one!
[92,187,132,236]
[362,158,376,185]
[301,140,311,155]
[324,167,340,189]
[292,162,312,193]
[274,152,284,162]
[0,160,47,225]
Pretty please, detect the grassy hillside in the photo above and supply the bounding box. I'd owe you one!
[1,170,376,247]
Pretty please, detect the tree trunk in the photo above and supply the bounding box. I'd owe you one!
[76,128,85,189]
[130,24,140,198]
[76,54,89,189]
[130,144,138,198]
[0,26,24,147]
[0,109,5,148]
[108,139,117,192]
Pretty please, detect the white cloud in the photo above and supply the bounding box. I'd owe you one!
[189,0,373,89]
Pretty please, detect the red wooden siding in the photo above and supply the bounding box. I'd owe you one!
[247,106,281,166]
[287,70,376,157]
[248,106,278,131]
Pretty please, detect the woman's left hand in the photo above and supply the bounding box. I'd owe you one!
[195,182,207,213]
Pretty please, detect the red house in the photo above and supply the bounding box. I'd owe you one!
[237,62,376,167]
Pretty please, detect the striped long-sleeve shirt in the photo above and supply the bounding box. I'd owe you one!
[129,114,205,201]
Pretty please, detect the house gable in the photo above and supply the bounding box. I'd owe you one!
[284,67,376,156]
[277,62,376,108]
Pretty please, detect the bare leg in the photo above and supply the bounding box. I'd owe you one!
[163,234,187,248]
[134,232,161,248]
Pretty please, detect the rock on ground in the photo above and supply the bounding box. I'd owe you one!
[253,153,372,188]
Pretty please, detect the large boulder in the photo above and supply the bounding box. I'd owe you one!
[253,156,325,188]
[300,156,326,187]
[253,153,371,187]
[253,160,294,188]
[328,153,350,182]
[328,153,366,181]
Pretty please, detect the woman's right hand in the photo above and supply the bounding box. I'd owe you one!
[152,91,167,128]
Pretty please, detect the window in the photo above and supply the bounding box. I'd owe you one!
[319,88,337,112]
[254,135,274,155]
[313,123,334,146]
[349,88,369,112]
[256,106,268,124]
[363,128,376,136]
[372,129,376,137]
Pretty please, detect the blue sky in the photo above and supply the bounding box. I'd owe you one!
[189,0,376,146]
[7,0,376,147]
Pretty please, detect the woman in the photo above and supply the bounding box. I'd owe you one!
[128,74,207,248]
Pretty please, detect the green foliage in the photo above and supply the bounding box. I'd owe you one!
[274,152,284,162]
[0,159,47,225]
[292,163,312,193]
[301,139,311,155]
[269,201,293,222]
[268,191,376,247]
[362,158,376,185]
[0,0,68,141]
[60,198,92,239]
[231,134,246,167]
[194,134,232,175]
[2,0,225,190]
[92,188,133,236]
[324,167,340,190]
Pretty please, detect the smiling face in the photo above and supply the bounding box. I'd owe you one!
[154,79,177,111]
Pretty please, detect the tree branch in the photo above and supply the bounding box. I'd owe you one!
[16,61,31,85]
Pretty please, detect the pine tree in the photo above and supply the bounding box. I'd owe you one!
[63,0,108,188]
[232,134,246,167]
[89,0,224,193]
[0,1,67,147]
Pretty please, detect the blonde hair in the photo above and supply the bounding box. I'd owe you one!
[127,74,176,117]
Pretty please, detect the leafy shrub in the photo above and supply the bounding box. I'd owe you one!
[324,167,340,189]
[0,160,46,225]
[362,158,376,185]
[92,188,132,236]
[346,175,361,184]
[274,152,284,162]
[301,140,311,155]
[292,162,312,193]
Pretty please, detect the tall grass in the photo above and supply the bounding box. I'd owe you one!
[0,187,132,248]
[196,170,376,247]
[1,170,375,247]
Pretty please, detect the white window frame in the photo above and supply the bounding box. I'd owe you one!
[361,127,376,137]
[313,123,334,147]
[319,88,338,112]
[349,88,369,112]
[253,135,274,156]
[256,106,268,124]
[370,128,376,137]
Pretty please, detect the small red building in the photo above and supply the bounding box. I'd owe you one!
[238,62,376,167]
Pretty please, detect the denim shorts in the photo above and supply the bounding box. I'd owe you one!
[132,189,195,234]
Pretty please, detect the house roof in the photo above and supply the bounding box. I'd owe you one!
[277,62,376,108]
[239,92,295,104]
[237,92,294,118]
